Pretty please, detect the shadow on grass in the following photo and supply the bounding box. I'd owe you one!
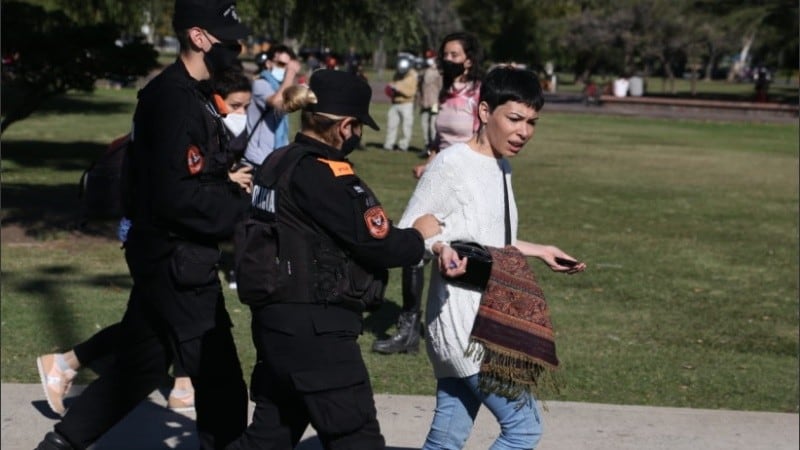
[10,264,133,354]
[29,94,133,117]
[2,140,105,171]
[1,182,118,239]
[2,140,120,239]
[364,298,403,339]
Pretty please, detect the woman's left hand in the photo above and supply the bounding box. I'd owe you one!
[515,241,586,274]
[541,245,586,274]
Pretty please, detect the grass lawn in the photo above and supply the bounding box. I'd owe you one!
[1,86,797,413]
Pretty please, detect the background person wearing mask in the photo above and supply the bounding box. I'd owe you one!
[34,1,253,449]
[244,44,300,167]
[374,32,485,356]
[418,49,443,153]
[383,54,419,152]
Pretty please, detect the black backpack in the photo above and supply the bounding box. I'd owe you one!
[78,134,129,221]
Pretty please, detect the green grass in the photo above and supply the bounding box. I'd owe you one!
[1,86,798,413]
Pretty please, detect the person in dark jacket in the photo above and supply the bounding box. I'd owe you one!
[226,70,438,450]
[35,1,253,449]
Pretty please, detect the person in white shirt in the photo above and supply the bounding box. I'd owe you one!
[399,66,586,450]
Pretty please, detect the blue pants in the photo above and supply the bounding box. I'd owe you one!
[423,375,542,450]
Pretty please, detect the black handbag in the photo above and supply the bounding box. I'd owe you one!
[446,241,492,291]
[444,167,511,292]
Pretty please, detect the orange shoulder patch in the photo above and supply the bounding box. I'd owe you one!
[317,158,354,177]
[364,206,389,239]
[187,145,205,175]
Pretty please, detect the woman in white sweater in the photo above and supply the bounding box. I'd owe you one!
[399,67,586,450]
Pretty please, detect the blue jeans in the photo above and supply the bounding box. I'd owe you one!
[422,375,542,450]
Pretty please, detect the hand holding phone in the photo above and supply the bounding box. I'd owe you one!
[555,256,579,267]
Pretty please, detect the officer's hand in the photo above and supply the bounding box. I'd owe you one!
[412,214,441,239]
[228,165,253,194]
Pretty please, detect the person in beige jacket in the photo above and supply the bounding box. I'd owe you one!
[418,50,443,151]
[383,55,418,151]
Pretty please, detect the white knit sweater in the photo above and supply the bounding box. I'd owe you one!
[398,142,518,378]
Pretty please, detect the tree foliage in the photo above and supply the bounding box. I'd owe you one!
[1,1,159,134]
[554,0,797,89]
[236,0,425,57]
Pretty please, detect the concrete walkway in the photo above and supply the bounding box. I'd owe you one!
[2,383,797,449]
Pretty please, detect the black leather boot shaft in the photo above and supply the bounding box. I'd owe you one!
[401,264,425,312]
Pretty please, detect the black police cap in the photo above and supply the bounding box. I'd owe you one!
[308,70,380,131]
[172,0,250,41]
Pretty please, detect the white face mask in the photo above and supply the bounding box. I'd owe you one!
[426,58,436,67]
[270,67,286,83]
[222,113,247,137]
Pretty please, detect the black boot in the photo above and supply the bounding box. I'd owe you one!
[36,432,75,450]
[372,311,421,354]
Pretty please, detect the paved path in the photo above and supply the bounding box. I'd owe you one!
[3,383,797,449]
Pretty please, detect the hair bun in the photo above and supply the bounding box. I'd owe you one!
[283,85,317,113]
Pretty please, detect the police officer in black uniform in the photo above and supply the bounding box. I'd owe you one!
[35,2,253,450]
[227,70,437,450]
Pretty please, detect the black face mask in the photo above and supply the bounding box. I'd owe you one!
[341,134,362,156]
[440,60,466,80]
[204,42,242,75]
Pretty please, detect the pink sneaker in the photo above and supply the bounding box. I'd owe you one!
[167,389,195,412]
[36,354,77,416]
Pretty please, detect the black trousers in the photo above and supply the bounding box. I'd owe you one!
[54,244,248,450]
[73,321,188,378]
[228,304,384,450]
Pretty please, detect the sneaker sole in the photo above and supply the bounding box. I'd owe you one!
[169,406,196,413]
[36,356,65,416]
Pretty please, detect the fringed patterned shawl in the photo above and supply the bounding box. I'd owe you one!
[466,245,560,400]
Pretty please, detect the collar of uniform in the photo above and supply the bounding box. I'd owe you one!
[294,133,345,161]
[171,58,204,92]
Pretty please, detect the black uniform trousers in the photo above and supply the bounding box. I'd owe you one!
[55,244,248,450]
[227,304,384,450]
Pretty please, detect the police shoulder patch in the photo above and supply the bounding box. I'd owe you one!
[317,158,354,177]
[364,206,389,239]
[187,145,204,175]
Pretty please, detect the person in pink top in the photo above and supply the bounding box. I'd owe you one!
[373,32,485,356]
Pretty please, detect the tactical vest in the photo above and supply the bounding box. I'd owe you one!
[234,144,386,311]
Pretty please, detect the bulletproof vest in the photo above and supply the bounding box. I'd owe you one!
[236,144,383,311]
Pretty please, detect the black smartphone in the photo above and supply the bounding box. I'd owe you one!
[555,256,579,267]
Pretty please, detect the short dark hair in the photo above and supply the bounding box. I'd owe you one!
[267,44,296,60]
[176,29,192,52]
[480,66,545,112]
[212,68,251,98]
